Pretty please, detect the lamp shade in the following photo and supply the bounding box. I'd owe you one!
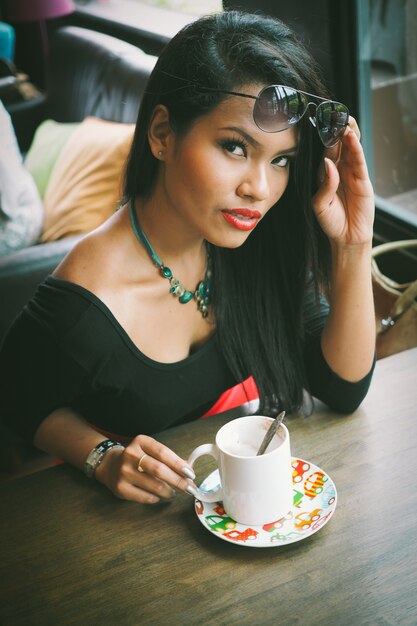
[3,0,75,22]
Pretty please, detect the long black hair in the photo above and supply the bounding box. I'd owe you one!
[124,11,332,414]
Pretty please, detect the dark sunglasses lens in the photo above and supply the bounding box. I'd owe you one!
[316,102,349,147]
[253,86,307,132]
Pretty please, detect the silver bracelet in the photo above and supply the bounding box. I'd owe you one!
[84,439,125,479]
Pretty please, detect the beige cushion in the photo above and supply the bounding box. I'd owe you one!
[41,117,134,242]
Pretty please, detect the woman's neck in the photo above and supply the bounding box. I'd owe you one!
[133,194,207,279]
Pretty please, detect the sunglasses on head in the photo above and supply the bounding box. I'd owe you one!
[158,73,349,148]
[211,84,349,148]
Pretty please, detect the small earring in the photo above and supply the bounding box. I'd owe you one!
[157,150,164,157]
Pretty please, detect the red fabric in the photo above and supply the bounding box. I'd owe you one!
[200,375,259,418]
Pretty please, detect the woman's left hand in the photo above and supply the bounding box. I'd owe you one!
[312,117,375,247]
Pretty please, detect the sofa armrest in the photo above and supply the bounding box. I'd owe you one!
[7,95,47,153]
[0,236,83,342]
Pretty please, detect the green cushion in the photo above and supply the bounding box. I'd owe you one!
[24,119,80,199]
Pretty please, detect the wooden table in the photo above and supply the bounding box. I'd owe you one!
[1,348,417,626]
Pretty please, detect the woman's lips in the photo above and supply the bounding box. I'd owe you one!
[221,208,262,231]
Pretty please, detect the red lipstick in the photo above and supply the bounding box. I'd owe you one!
[221,208,262,231]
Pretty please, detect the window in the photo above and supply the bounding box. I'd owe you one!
[357,0,417,228]
[74,0,221,41]
[128,0,222,15]
[74,1,192,41]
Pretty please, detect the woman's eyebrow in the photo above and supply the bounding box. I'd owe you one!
[275,145,298,154]
[219,126,298,154]
[220,126,261,147]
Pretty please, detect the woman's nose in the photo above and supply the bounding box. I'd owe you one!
[236,164,270,201]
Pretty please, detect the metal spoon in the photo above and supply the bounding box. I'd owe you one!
[256,411,286,456]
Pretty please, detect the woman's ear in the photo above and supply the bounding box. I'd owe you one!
[148,104,173,160]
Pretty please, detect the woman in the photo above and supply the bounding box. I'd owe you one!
[0,11,375,504]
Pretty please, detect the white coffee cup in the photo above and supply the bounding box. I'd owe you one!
[187,415,293,526]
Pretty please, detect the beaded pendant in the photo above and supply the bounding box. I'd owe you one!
[129,202,212,318]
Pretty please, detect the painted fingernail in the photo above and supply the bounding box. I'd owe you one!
[182,466,196,480]
[186,485,199,498]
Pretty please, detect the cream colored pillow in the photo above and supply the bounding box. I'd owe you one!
[41,117,134,242]
[24,119,80,199]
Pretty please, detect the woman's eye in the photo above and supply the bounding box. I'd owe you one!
[221,140,247,157]
[272,155,292,168]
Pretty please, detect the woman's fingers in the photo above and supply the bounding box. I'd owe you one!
[322,137,342,166]
[347,115,360,141]
[114,480,163,505]
[95,435,198,505]
[134,434,196,482]
[113,434,198,503]
[321,115,360,167]
[121,465,176,502]
[314,157,340,213]
[132,457,197,502]
[318,126,370,195]
[313,122,374,245]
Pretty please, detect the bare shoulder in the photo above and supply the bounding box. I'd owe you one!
[53,209,130,293]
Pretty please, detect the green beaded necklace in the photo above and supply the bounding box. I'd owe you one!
[129,202,212,318]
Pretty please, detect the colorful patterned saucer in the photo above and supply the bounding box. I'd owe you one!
[194,457,337,548]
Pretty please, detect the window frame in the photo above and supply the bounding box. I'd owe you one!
[356,0,417,237]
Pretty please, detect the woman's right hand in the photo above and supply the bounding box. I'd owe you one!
[95,434,198,504]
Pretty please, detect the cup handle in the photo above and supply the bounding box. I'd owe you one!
[187,443,223,503]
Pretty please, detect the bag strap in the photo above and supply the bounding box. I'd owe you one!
[380,279,417,332]
[372,240,417,332]
[372,239,417,293]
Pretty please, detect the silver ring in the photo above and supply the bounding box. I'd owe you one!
[138,453,148,473]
